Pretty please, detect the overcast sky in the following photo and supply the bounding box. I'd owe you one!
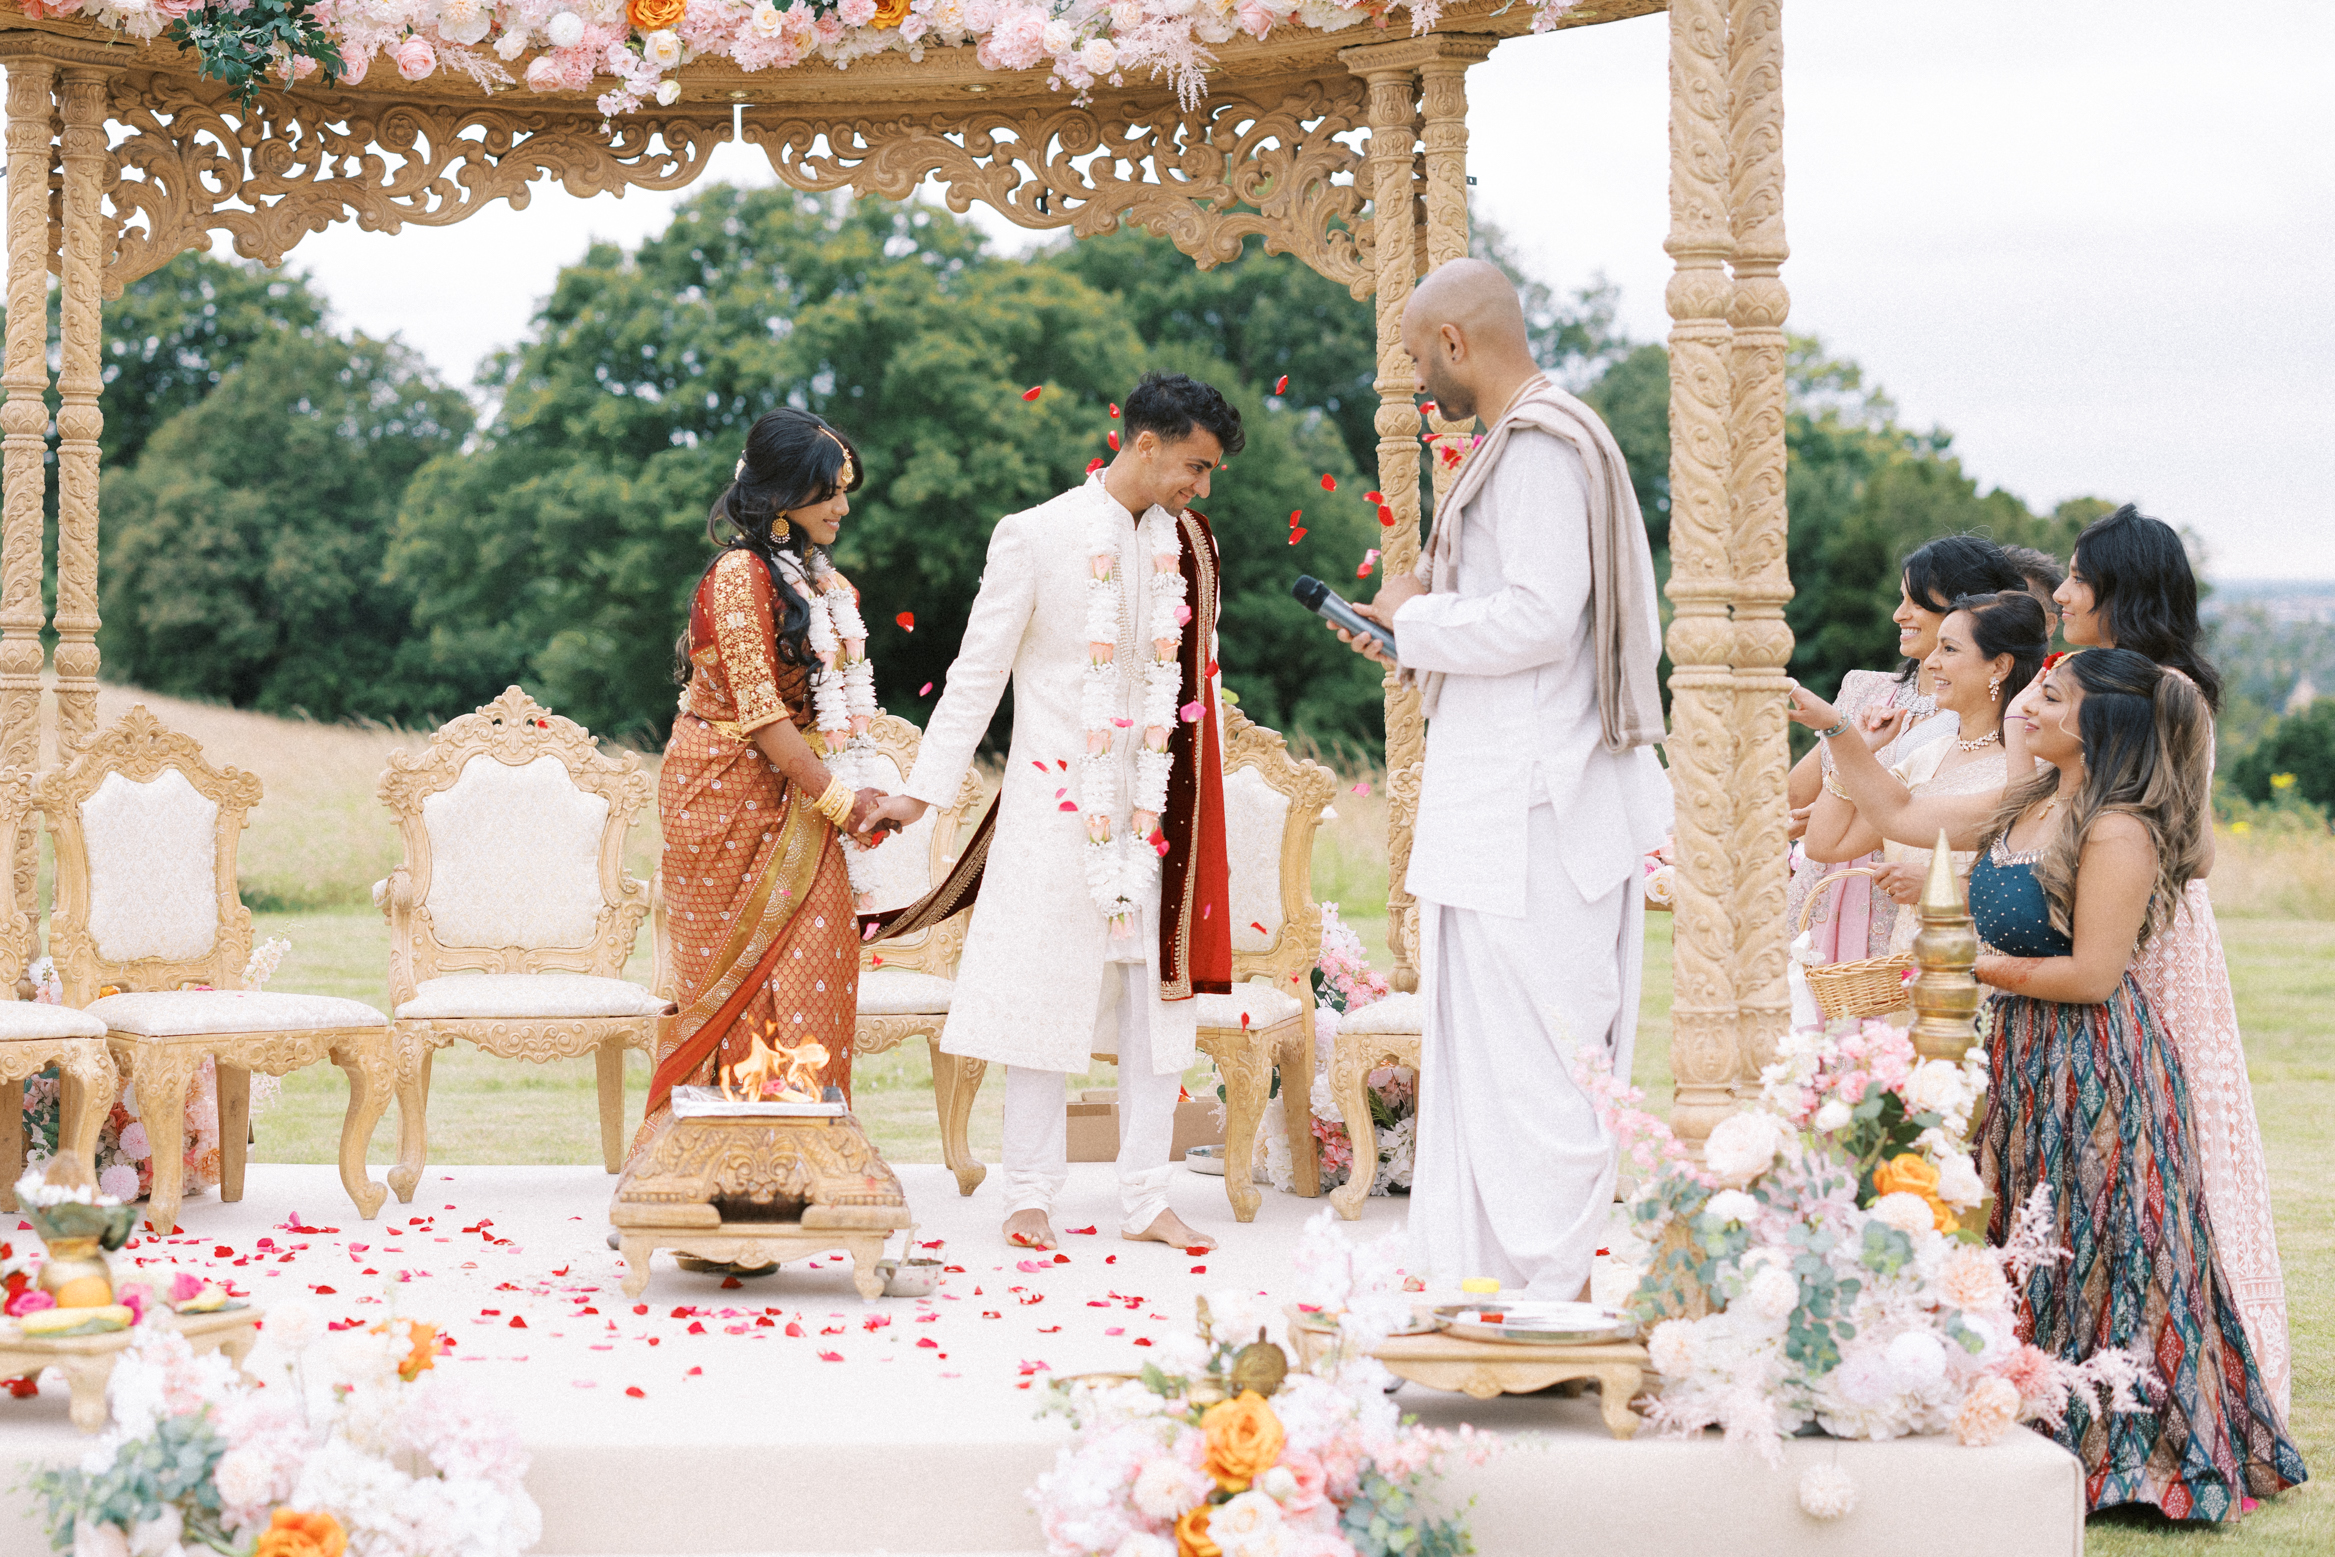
[137,0,2335,581]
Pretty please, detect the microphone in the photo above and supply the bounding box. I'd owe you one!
[1293,574,1396,659]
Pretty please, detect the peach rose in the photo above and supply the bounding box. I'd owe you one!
[1175,1504,1220,1557]
[629,0,686,28]
[1954,1375,2021,1447]
[869,0,912,24]
[1939,1246,2009,1312]
[255,1510,346,1557]
[1201,1390,1286,1493]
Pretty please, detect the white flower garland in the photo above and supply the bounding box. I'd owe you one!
[1080,494,1188,938]
[777,551,885,909]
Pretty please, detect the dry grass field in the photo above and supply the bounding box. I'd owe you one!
[36,690,2333,1551]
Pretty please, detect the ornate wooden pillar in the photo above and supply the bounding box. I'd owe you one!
[53,66,108,752]
[1725,0,1793,1090]
[1,58,53,916]
[1660,0,1740,1148]
[1342,46,1427,992]
[1418,38,1497,527]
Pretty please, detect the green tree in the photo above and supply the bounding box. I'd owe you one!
[98,330,472,719]
[2229,702,2335,815]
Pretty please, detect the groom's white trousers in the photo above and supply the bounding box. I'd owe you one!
[1411,801,1644,1298]
[1001,963,1181,1234]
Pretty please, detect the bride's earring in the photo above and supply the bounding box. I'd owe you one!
[1986,674,2002,702]
[773,512,792,543]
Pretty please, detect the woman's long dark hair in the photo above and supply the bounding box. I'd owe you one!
[2070,504,2222,713]
[674,407,864,686]
[1948,589,2049,712]
[1896,535,2026,682]
[1979,646,2212,944]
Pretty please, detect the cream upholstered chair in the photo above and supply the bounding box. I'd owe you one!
[1189,706,1333,1220]
[376,687,666,1199]
[44,709,393,1236]
[0,767,116,1211]
[1328,993,1421,1219]
[849,714,988,1194]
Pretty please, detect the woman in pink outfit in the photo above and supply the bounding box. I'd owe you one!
[2055,505,2292,1418]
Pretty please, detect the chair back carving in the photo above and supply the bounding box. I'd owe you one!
[1219,705,1337,998]
[853,713,985,979]
[42,707,263,1003]
[0,767,33,995]
[377,687,652,1008]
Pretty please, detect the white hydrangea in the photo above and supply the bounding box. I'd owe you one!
[1742,1264,1799,1323]
[1704,1188,1760,1224]
[1646,1317,1697,1378]
[545,9,586,47]
[1703,1109,1787,1187]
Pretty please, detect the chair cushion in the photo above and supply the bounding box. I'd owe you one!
[1337,990,1423,1036]
[422,754,610,951]
[395,973,673,1021]
[90,990,387,1038]
[0,1000,107,1040]
[1193,983,1306,1033]
[81,768,220,964]
[855,969,954,1016]
[1223,765,1292,952]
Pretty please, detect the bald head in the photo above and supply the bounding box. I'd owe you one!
[1401,258,1541,424]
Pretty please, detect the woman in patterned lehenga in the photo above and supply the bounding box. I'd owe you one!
[1793,650,2304,1521]
[2053,506,2293,1417]
[629,408,886,1163]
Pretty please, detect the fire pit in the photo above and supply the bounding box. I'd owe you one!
[609,1031,912,1300]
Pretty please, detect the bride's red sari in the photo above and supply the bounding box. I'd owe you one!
[630,547,856,1160]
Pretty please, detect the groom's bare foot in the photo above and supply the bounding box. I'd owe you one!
[1004,1209,1057,1250]
[1123,1210,1215,1252]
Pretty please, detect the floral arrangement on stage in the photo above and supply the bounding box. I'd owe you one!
[14,942,289,1203]
[1587,1020,2152,1480]
[1261,904,1412,1198]
[31,1300,543,1557]
[27,0,1587,118]
[1031,1218,1487,1557]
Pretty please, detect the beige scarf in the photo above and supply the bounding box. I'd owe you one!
[1409,375,1666,753]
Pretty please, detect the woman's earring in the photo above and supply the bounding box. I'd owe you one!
[774,513,792,543]
[1987,675,2002,702]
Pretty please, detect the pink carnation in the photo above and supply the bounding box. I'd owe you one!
[392,36,438,81]
[977,2,1048,69]
[838,0,877,22]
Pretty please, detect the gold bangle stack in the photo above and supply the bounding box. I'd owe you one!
[1823,771,1851,801]
[812,778,855,828]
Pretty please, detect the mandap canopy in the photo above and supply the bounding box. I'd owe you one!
[0,0,1802,1149]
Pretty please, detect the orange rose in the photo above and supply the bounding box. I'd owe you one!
[255,1510,346,1557]
[1175,1504,1220,1557]
[1871,1153,1940,1201]
[628,0,686,30]
[368,1318,439,1381]
[869,0,912,25]
[1200,1390,1285,1492]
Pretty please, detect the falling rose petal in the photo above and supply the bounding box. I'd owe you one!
[895,612,915,632]
[1420,400,1436,414]
[1288,528,1307,545]
[1274,375,1289,394]
[1378,506,1396,527]
[1201,904,1210,919]
[1058,801,1079,812]
[1022,386,1042,401]
[1289,509,1302,526]
[1352,781,1373,795]
[862,922,880,941]
[1320,474,1336,491]
[1031,760,1048,772]
[1108,431,1120,451]
[1086,456,1104,474]
[1173,603,1192,626]
[1058,759,1069,770]
[920,682,934,695]
[1366,490,1385,504]
[1357,564,1374,579]
[687,1366,704,1376]
[1108,403,1120,419]
[1179,701,1203,722]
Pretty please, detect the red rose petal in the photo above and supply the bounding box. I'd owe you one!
[1059,801,1079,812]
[1086,457,1104,474]
[1320,474,1336,491]
[895,612,915,632]
[1366,490,1384,503]
[624,1386,645,1398]
[920,682,934,695]
[1289,509,1302,526]
[1184,1246,1210,1256]
[509,1316,527,1328]
[818,1350,844,1362]
[1109,431,1120,451]
[1274,375,1289,394]
[1378,506,1396,526]
[1109,403,1120,418]
[1022,386,1042,401]
[1190,1265,1208,1274]
[785,1322,806,1337]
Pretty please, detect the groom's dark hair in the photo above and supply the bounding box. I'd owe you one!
[1123,371,1246,458]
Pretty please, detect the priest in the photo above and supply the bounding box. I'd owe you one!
[863,372,1238,1253]
[1334,259,1672,1297]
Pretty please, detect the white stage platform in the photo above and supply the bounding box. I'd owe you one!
[3,1163,2083,1557]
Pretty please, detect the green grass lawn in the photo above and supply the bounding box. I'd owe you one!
[239,907,2319,1550]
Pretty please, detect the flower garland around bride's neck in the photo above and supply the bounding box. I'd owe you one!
[1081,486,1189,940]
[773,546,885,909]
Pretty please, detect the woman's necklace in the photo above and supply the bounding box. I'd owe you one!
[1955,730,2001,751]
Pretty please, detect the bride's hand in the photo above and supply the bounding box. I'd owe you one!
[845,787,894,840]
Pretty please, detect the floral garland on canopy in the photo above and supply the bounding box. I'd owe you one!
[27,0,1585,118]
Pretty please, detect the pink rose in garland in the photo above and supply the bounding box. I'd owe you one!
[393,36,438,81]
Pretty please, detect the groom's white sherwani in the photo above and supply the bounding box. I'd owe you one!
[1394,425,1672,1296]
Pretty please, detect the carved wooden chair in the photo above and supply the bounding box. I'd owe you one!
[1328,992,1422,1219]
[0,767,116,1211]
[43,708,393,1235]
[848,714,988,1194]
[376,687,666,1200]
[1188,706,1334,1220]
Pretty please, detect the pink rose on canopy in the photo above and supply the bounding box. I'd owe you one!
[1235,0,1273,38]
[339,49,372,86]
[392,36,438,81]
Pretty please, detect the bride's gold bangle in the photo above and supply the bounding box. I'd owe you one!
[812,778,854,827]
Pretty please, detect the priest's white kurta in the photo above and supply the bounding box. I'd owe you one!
[1393,429,1672,1297]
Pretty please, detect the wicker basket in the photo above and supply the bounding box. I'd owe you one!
[1797,868,1916,1021]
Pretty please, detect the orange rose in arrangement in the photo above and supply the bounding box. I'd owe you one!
[1200,1390,1286,1492]
[628,0,687,30]
[869,0,913,25]
[255,1510,347,1557]
[1175,1503,1220,1557]
[1871,1154,1955,1232]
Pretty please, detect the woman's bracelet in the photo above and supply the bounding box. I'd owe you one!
[1817,716,1851,741]
[1823,771,1850,801]
[812,778,854,828]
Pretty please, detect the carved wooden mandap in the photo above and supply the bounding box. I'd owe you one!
[0,0,1791,1148]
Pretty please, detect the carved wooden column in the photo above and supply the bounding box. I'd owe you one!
[1342,47,1427,992]
[1417,36,1497,567]
[1725,0,1793,1090]
[1660,0,1740,1148]
[54,67,109,753]
[0,58,53,917]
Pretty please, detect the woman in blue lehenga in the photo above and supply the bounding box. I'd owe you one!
[1793,648,2302,1521]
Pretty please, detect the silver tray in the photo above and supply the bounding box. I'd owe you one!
[672,1085,843,1118]
[1429,1301,1637,1346]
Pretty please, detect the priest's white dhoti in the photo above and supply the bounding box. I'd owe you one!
[1411,801,1646,1298]
[1001,963,1182,1234]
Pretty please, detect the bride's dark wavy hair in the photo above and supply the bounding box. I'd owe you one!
[672,406,864,687]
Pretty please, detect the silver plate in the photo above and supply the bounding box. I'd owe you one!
[1290,1309,1439,1338]
[1430,1301,1637,1346]
[672,1085,843,1118]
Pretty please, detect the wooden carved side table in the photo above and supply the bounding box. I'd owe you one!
[0,1307,263,1432]
[1286,1308,1650,1440]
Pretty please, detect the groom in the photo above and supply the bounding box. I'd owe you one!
[864,372,1238,1252]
